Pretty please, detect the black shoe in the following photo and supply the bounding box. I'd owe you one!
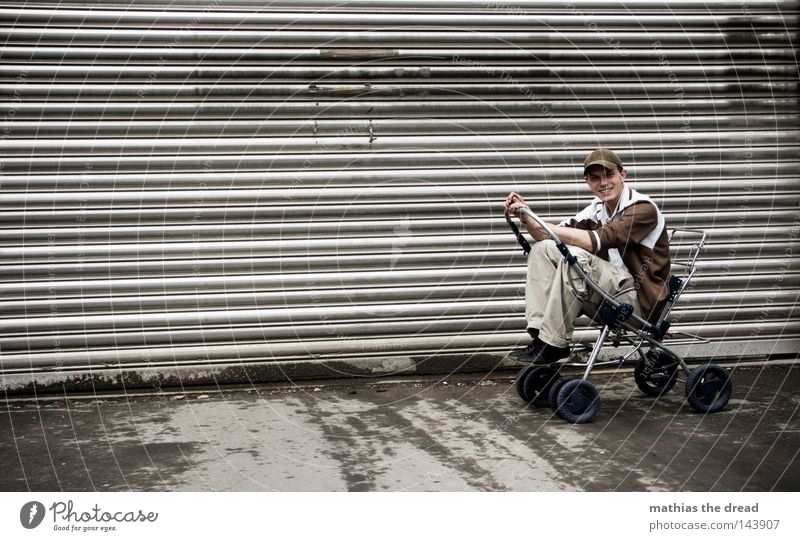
[509,340,542,362]
[510,338,570,365]
[538,340,571,363]
[527,328,539,340]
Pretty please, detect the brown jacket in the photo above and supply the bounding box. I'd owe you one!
[561,186,671,322]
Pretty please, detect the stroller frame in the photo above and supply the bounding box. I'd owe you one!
[506,208,733,423]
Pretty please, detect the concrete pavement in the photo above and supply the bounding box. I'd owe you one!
[1,364,798,491]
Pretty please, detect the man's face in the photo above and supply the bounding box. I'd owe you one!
[584,164,627,211]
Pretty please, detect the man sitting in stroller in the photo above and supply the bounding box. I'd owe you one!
[503,148,672,365]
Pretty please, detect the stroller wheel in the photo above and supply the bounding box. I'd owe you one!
[685,364,732,413]
[515,366,558,407]
[556,379,601,423]
[549,376,578,411]
[515,366,533,403]
[634,351,678,397]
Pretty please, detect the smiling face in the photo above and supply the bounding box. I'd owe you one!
[584,164,627,213]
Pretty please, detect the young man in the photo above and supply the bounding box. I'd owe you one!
[503,148,671,364]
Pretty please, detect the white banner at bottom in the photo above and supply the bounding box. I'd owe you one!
[1,492,796,540]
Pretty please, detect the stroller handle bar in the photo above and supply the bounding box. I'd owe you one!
[505,207,657,333]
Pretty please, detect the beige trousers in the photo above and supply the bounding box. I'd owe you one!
[525,239,641,348]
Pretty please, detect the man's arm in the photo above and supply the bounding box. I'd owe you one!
[504,191,595,251]
[519,213,594,252]
[594,202,659,249]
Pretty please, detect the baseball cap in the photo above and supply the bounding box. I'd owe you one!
[583,148,623,173]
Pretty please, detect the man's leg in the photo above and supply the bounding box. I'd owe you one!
[526,241,640,352]
[514,239,575,363]
[536,243,594,349]
[579,259,642,328]
[525,239,560,331]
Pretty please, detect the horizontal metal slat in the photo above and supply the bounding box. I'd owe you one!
[5,115,798,138]
[2,224,794,260]
[0,317,517,352]
[5,46,798,62]
[4,210,796,243]
[4,130,798,155]
[0,233,511,260]
[5,82,797,101]
[0,298,526,333]
[3,178,798,207]
[2,245,796,280]
[3,284,795,321]
[3,194,794,227]
[0,266,508,296]
[0,253,785,298]
[3,279,798,335]
[3,8,796,28]
[17,0,799,10]
[2,265,795,319]
[5,64,797,82]
[3,146,797,173]
[4,162,797,190]
[0,248,515,277]
[3,28,794,46]
[5,98,795,119]
[4,301,799,353]
[0,281,521,316]
[0,257,790,296]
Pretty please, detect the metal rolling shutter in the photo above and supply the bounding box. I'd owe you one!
[1,0,798,392]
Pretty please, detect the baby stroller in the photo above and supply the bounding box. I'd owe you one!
[505,207,732,424]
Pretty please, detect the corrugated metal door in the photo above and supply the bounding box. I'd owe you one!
[1,0,798,392]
